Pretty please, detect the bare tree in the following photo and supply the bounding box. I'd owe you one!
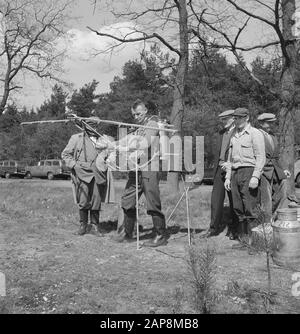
[88,0,190,192]
[88,0,299,192]
[0,0,72,115]
[188,0,300,193]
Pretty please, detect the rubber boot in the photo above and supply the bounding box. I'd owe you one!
[90,210,104,237]
[77,209,89,235]
[113,210,135,243]
[143,215,168,247]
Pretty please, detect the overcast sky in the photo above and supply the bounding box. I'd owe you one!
[13,0,150,109]
[12,0,286,110]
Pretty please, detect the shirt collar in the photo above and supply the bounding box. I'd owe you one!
[235,123,251,136]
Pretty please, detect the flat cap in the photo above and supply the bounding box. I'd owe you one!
[257,113,277,122]
[233,107,249,117]
[218,109,235,118]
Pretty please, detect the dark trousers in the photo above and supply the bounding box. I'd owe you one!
[79,209,99,225]
[210,166,238,233]
[272,178,288,213]
[121,171,166,235]
[231,167,260,223]
[73,177,102,210]
[260,174,272,224]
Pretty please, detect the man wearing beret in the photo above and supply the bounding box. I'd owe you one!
[203,109,238,239]
[257,113,290,222]
[225,108,266,248]
[62,117,110,236]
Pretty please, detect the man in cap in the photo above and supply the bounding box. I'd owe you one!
[225,108,266,248]
[62,117,110,236]
[202,109,238,238]
[257,113,290,222]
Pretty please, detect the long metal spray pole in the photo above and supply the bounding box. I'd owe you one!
[21,118,178,134]
[135,151,140,250]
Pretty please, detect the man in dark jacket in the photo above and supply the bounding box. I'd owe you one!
[257,113,290,222]
[62,117,110,236]
[203,109,238,238]
[114,99,168,247]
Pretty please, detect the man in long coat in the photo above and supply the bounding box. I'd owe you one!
[257,113,290,222]
[203,109,238,239]
[62,117,112,236]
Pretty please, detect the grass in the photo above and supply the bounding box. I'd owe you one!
[0,178,300,313]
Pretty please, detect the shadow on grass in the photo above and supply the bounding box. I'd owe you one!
[99,220,118,232]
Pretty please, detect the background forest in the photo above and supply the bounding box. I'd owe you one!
[1,46,299,167]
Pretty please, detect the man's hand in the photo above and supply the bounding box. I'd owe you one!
[284,169,291,178]
[249,176,259,189]
[224,179,231,191]
[220,162,231,171]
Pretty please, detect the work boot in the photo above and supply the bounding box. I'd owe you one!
[231,242,248,250]
[143,215,168,247]
[143,234,168,247]
[226,230,238,240]
[112,210,136,242]
[112,226,134,243]
[77,209,89,235]
[76,222,88,235]
[90,210,105,237]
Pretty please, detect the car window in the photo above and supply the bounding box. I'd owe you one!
[3,161,9,166]
[53,161,60,166]
[10,161,15,167]
[0,162,2,166]
[45,161,52,166]
[40,161,44,166]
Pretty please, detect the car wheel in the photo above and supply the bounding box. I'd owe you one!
[5,172,10,179]
[296,174,300,188]
[47,172,54,180]
[25,172,32,179]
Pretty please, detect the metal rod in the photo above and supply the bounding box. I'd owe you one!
[166,191,186,224]
[21,116,178,134]
[181,175,192,246]
[21,120,69,125]
[135,151,140,250]
[185,185,192,246]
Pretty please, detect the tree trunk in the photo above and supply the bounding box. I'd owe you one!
[279,0,298,195]
[0,52,12,116]
[167,0,189,192]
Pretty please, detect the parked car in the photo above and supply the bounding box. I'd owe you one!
[0,160,27,178]
[24,159,70,180]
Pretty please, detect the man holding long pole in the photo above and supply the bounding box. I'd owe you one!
[61,117,110,236]
[114,99,168,247]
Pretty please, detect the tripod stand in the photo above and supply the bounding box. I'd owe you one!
[166,174,202,246]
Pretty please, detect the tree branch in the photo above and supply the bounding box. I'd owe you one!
[111,1,177,20]
[189,14,280,98]
[87,26,181,57]
[226,0,275,28]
